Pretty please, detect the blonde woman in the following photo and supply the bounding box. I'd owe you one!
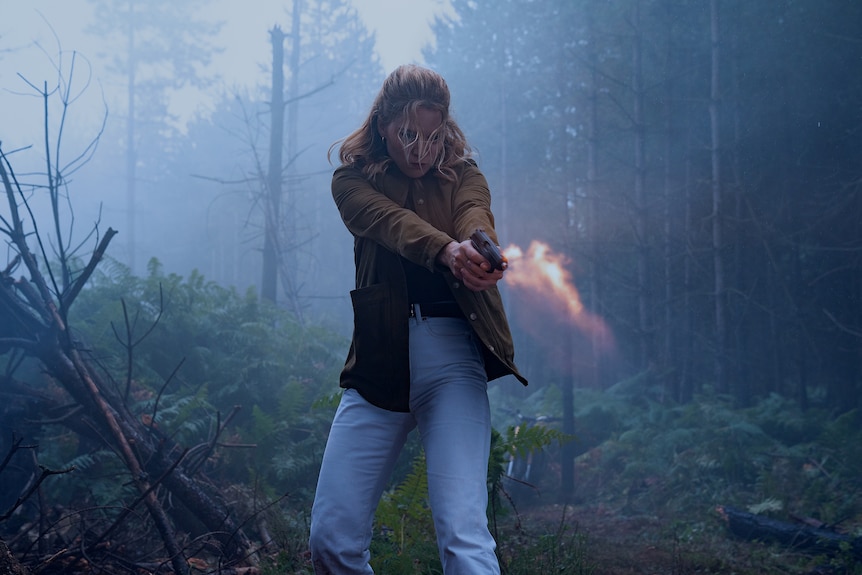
[309,64,527,574]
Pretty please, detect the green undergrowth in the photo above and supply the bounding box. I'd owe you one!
[351,380,862,574]
[5,261,860,574]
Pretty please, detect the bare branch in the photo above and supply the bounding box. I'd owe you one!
[60,226,118,313]
[0,434,37,476]
[150,356,187,432]
[89,447,190,553]
[0,463,75,522]
[112,284,164,403]
[823,308,862,338]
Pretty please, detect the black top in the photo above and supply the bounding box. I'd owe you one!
[402,257,452,304]
[402,190,455,304]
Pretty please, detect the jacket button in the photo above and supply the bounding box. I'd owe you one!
[453,282,460,289]
[488,345,495,352]
[417,198,425,205]
[469,313,477,321]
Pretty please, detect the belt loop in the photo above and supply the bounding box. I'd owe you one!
[413,303,422,320]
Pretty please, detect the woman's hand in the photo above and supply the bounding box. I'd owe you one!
[438,240,505,292]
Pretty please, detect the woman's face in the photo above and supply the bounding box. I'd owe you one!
[379,106,444,179]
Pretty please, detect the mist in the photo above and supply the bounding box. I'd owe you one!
[1,0,450,335]
[0,1,860,416]
[2,0,861,572]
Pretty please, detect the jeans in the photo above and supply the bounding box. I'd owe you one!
[309,315,500,574]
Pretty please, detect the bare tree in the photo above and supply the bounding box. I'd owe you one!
[1,61,254,574]
[85,0,222,272]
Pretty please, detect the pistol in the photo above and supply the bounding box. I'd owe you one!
[470,228,507,271]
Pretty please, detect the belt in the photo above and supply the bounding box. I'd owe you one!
[409,301,464,319]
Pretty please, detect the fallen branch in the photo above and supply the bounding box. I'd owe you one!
[89,447,190,553]
[3,140,254,570]
[716,505,862,558]
[0,539,28,575]
[1,464,75,521]
[0,434,36,477]
[1,63,257,570]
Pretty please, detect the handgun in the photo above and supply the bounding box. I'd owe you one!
[470,228,507,271]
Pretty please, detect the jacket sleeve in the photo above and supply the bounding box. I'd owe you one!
[332,166,455,270]
[450,162,499,246]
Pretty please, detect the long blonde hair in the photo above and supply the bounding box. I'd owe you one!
[330,65,471,181]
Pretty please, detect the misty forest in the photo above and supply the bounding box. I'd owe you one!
[2,0,861,573]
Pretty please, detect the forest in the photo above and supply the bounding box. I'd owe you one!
[1,0,861,573]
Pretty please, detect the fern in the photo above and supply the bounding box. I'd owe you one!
[748,498,783,515]
[64,448,117,473]
[250,405,277,442]
[508,423,564,460]
[278,378,307,423]
[487,429,509,516]
[372,454,440,573]
[68,260,345,500]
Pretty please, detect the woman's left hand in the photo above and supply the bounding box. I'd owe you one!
[438,240,505,292]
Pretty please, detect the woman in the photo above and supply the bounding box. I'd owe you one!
[309,64,527,575]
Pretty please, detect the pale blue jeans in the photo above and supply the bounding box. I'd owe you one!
[309,314,500,574]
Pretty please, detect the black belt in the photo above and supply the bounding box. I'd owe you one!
[409,301,464,319]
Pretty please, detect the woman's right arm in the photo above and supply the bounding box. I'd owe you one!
[332,166,454,270]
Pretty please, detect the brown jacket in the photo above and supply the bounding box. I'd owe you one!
[332,160,527,412]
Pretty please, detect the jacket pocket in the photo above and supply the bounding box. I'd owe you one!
[345,282,411,411]
[349,283,393,363]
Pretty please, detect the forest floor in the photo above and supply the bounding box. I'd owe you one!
[2,502,853,574]
[503,503,849,575]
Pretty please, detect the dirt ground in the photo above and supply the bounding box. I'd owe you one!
[508,503,843,575]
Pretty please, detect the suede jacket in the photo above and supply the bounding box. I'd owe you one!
[332,160,528,412]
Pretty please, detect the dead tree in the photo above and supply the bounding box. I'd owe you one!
[1,71,255,572]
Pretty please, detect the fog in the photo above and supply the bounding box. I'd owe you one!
[3,0,861,408]
[2,0,454,334]
[2,1,861,570]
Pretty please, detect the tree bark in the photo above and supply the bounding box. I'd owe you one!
[0,539,28,575]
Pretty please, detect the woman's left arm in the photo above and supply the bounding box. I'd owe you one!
[440,163,505,291]
[450,163,499,244]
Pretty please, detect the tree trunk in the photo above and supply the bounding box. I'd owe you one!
[126,0,138,273]
[632,0,654,374]
[681,85,695,403]
[661,6,677,403]
[729,19,751,407]
[585,6,605,390]
[560,343,575,501]
[263,26,286,303]
[280,0,305,321]
[710,0,729,395]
